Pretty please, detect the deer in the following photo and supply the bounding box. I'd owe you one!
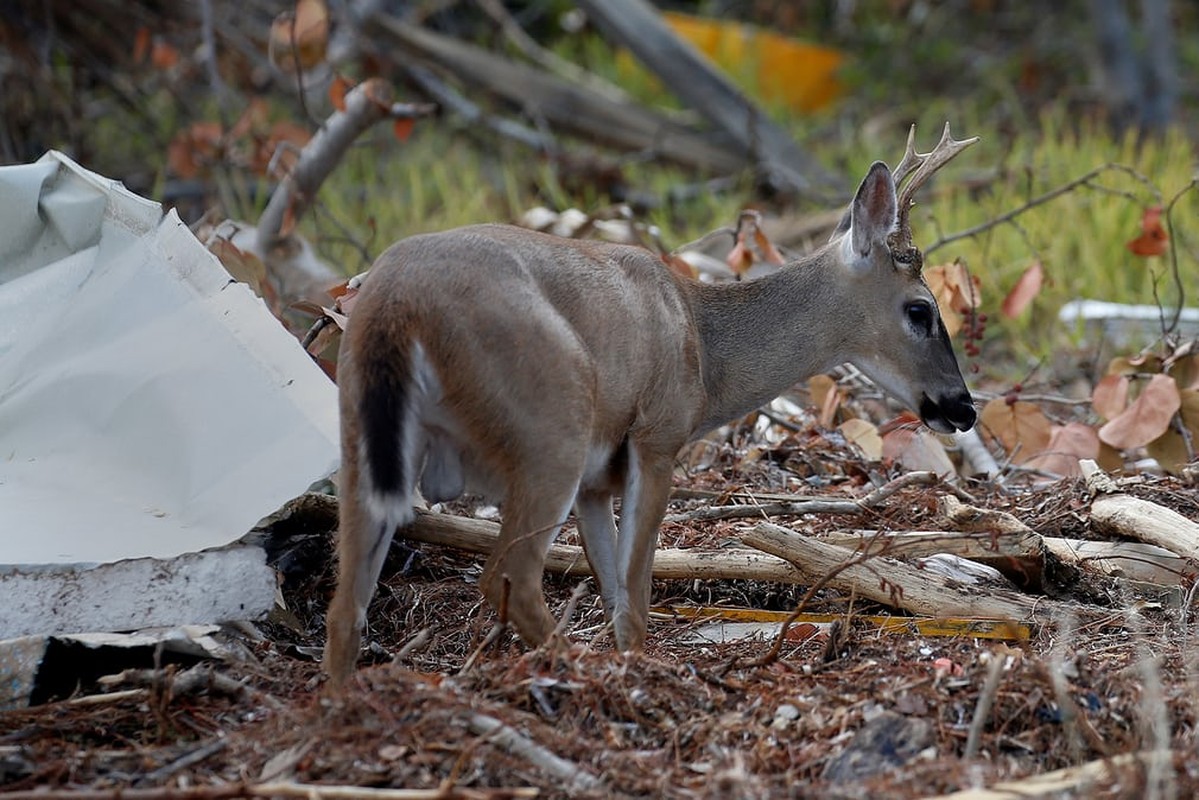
[324,124,979,684]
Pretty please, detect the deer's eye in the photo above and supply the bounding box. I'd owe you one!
[904,301,934,335]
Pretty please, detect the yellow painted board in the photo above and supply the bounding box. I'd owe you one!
[652,605,1033,641]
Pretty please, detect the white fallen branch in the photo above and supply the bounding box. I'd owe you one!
[1041,537,1188,586]
[816,528,1044,564]
[918,750,1175,799]
[743,522,1087,624]
[407,511,803,582]
[1081,459,1199,564]
[467,713,604,793]
[1089,494,1199,564]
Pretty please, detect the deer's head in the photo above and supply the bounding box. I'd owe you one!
[829,124,977,434]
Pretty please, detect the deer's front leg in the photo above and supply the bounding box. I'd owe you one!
[612,448,674,651]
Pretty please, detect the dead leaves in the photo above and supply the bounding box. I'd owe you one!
[167,100,312,180]
[980,398,1052,464]
[726,210,785,277]
[1097,374,1180,450]
[924,261,980,338]
[269,0,330,74]
[979,340,1198,478]
[1000,261,1044,319]
[1126,205,1169,257]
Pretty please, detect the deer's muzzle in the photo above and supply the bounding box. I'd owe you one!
[919,392,977,434]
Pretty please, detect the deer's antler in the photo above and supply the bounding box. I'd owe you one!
[888,122,978,260]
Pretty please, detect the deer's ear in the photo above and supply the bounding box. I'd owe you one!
[848,161,897,260]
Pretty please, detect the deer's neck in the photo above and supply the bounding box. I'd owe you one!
[687,251,848,435]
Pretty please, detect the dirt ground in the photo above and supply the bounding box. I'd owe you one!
[3,424,1198,799]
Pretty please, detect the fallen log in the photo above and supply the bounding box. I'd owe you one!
[1040,537,1188,586]
[1080,459,1199,565]
[366,13,749,176]
[1089,494,1199,564]
[575,0,839,197]
[918,750,1175,800]
[817,528,1044,564]
[744,522,1087,625]
[406,510,803,583]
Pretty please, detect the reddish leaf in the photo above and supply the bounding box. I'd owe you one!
[1098,374,1181,450]
[329,74,352,112]
[878,411,921,435]
[784,622,820,643]
[725,239,753,276]
[393,118,416,142]
[1000,260,1043,319]
[133,27,151,64]
[752,225,786,266]
[1091,373,1130,420]
[1126,205,1168,257]
[150,40,180,70]
[1023,422,1100,478]
[166,121,223,179]
[252,120,312,176]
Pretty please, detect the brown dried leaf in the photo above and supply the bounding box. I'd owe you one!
[881,429,955,478]
[1091,373,1130,421]
[752,225,786,266]
[808,375,840,428]
[924,261,981,338]
[167,121,223,179]
[1000,260,1043,319]
[1145,431,1191,474]
[1108,353,1164,376]
[1179,387,1199,440]
[1023,422,1099,478]
[726,239,753,276]
[838,418,882,461]
[1097,374,1181,450]
[208,237,267,294]
[979,398,1052,462]
[329,74,352,112]
[269,0,329,73]
[1168,352,1199,391]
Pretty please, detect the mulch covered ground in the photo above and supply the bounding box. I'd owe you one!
[3,421,1198,798]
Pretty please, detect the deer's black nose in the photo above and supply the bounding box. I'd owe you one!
[920,392,976,433]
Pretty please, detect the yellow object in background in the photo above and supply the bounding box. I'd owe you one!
[619,12,845,113]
